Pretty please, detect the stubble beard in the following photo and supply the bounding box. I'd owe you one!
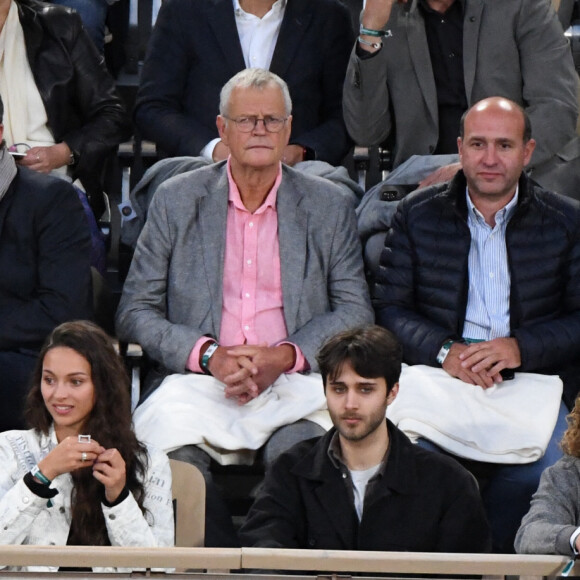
[335,411,386,443]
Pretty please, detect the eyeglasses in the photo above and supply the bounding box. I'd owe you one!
[224,115,288,133]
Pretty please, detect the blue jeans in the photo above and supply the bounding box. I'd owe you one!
[417,400,568,553]
[51,0,109,53]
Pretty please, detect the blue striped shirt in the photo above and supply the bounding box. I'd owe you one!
[463,188,518,341]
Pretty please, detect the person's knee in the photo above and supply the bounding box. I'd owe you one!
[263,420,325,466]
[168,445,213,482]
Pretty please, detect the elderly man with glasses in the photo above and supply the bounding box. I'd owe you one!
[116,68,373,547]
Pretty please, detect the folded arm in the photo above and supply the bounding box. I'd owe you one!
[115,184,208,373]
[516,0,578,167]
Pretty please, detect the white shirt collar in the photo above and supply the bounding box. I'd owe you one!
[466,185,519,228]
[233,0,286,18]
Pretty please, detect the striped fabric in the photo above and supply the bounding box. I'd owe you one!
[463,188,519,341]
[0,147,17,204]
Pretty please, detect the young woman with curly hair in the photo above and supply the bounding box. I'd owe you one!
[515,396,580,556]
[0,321,174,571]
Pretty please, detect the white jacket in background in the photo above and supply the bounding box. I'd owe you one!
[0,426,175,572]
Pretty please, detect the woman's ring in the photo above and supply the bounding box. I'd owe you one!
[36,154,40,162]
[81,452,87,462]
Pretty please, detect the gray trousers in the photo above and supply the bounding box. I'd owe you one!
[168,419,325,547]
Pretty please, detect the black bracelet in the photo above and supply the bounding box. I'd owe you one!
[23,472,58,500]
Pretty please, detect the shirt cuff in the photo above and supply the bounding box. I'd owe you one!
[356,42,382,59]
[186,337,216,374]
[278,341,308,373]
[23,472,59,499]
[102,486,130,508]
[570,527,580,555]
[200,138,221,162]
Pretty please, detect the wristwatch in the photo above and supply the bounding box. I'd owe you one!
[436,340,455,365]
[201,342,219,374]
[67,148,79,166]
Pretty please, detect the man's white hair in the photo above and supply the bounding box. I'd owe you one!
[219,68,292,117]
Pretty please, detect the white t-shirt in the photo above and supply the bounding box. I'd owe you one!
[350,464,381,521]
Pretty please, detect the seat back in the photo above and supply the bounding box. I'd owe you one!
[169,459,206,547]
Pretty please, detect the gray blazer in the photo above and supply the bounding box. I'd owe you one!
[515,455,580,556]
[343,0,578,169]
[116,162,373,399]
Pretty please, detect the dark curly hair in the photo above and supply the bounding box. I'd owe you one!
[25,321,148,546]
[562,395,580,457]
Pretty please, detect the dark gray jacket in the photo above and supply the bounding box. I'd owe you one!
[343,0,577,168]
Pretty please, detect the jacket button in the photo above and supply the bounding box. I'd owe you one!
[308,538,316,547]
[469,16,476,22]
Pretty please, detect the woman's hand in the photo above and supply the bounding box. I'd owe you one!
[18,143,72,173]
[92,448,127,503]
[37,436,105,481]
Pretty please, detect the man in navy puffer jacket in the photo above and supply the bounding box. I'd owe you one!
[374,97,580,553]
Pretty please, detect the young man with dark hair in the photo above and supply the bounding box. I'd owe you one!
[240,325,491,552]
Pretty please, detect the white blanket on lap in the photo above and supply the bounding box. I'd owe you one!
[133,372,331,465]
[389,365,563,464]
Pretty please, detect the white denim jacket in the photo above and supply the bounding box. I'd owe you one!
[0,427,174,572]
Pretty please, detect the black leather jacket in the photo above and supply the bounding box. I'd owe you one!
[374,171,580,407]
[18,0,131,207]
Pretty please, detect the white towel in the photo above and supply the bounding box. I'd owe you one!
[388,365,563,464]
[133,372,331,465]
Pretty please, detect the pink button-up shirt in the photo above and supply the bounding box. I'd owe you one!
[187,161,306,373]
